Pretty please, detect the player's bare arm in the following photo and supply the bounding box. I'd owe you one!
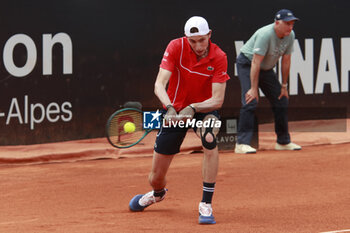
[154,67,177,123]
[154,68,172,106]
[246,53,264,104]
[190,82,226,113]
[279,54,291,99]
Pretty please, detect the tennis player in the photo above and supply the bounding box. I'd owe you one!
[129,16,230,224]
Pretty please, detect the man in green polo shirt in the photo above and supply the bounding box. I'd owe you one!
[235,9,302,154]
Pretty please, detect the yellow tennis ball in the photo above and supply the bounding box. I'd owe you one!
[124,122,136,133]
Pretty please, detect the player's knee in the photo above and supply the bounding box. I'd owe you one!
[205,132,214,143]
[197,115,220,150]
[199,123,217,150]
[200,127,217,150]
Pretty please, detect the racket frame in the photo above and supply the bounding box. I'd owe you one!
[106,108,153,148]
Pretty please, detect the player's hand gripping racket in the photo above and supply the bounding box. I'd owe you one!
[106,108,152,148]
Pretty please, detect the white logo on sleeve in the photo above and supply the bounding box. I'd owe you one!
[254,48,261,52]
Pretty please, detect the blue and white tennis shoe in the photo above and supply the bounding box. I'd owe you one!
[129,189,167,212]
[198,202,216,224]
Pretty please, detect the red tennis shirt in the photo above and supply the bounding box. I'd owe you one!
[160,37,230,112]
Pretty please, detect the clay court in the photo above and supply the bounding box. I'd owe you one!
[0,119,350,233]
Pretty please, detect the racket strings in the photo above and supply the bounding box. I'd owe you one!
[108,110,144,147]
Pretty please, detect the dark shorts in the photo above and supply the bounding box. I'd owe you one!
[154,109,220,155]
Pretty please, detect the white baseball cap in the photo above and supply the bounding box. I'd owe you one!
[184,16,210,37]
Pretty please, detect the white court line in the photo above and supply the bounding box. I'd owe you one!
[0,112,5,117]
[320,229,350,233]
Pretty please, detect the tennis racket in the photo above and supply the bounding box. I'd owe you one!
[106,108,153,148]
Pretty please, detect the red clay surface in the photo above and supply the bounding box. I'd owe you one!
[0,119,350,233]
